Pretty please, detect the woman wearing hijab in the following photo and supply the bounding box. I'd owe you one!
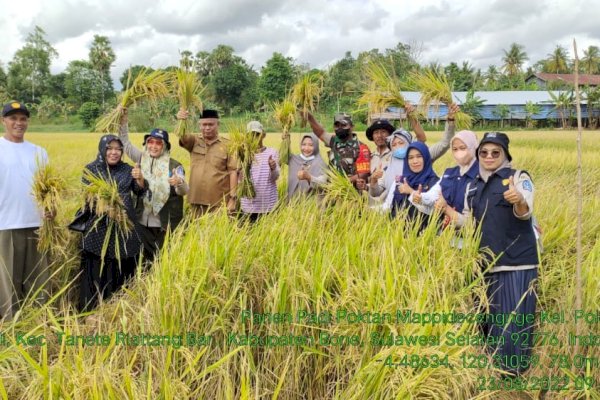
[286,133,328,201]
[389,142,439,231]
[118,109,188,262]
[378,129,412,211]
[455,132,539,376]
[78,135,147,312]
[421,130,479,230]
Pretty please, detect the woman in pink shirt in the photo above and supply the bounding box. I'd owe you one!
[240,121,280,223]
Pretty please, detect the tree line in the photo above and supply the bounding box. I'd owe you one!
[1,26,599,129]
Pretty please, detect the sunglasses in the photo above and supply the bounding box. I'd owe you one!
[478,149,502,159]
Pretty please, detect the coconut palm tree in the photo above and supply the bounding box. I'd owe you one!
[548,90,574,128]
[544,45,570,74]
[581,45,600,74]
[89,35,115,107]
[501,43,528,77]
[484,65,501,90]
[524,101,541,129]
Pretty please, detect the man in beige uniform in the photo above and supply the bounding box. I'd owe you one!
[177,109,238,216]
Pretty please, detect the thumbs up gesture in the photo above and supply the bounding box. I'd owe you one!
[413,184,423,204]
[168,168,182,186]
[503,175,524,205]
[268,155,276,171]
[370,163,384,185]
[399,178,413,195]
[132,163,144,186]
[297,165,310,181]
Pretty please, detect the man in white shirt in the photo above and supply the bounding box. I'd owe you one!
[0,102,50,320]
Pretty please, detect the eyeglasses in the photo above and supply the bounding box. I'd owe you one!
[478,149,502,159]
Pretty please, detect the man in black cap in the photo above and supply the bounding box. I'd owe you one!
[0,101,50,319]
[177,109,238,216]
[303,111,369,190]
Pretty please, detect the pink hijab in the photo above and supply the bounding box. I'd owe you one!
[451,130,478,174]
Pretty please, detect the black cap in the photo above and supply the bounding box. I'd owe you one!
[200,109,219,119]
[366,118,395,141]
[2,102,30,118]
[478,132,512,161]
[333,112,352,126]
[143,128,171,150]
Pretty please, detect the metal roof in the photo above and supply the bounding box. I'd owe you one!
[402,91,586,106]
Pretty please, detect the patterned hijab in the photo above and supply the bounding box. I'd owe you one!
[140,141,171,215]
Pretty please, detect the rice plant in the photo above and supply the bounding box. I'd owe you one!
[272,96,296,165]
[95,68,171,133]
[81,168,133,261]
[2,130,600,399]
[172,68,204,138]
[409,68,473,129]
[291,72,323,127]
[357,60,407,117]
[31,160,68,254]
[227,123,262,199]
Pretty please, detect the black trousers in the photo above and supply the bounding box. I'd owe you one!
[78,250,137,312]
[139,226,166,264]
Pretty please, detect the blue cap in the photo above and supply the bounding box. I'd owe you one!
[143,128,171,150]
[2,102,30,118]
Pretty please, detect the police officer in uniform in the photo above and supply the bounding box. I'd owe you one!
[455,132,539,376]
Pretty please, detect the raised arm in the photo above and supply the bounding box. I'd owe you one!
[118,107,143,163]
[405,102,427,143]
[176,109,196,152]
[304,111,332,146]
[429,104,459,161]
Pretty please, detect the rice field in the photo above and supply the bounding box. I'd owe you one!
[0,129,599,399]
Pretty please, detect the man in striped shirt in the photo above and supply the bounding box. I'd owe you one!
[240,121,280,223]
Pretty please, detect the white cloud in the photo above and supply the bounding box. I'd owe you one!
[0,0,599,89]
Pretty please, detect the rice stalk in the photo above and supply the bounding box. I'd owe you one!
[409,68,473,129]
[357,60,406,116]
[31,160,68,254]
[95,68,171,133]
[227,123,262,199]
[322,168,366,207]
[272,96,296,165]
[81,169,133,262]
[291,73,323,127]
[173,68,204,138]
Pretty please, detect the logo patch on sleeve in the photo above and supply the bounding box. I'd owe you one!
[522,180,532,192]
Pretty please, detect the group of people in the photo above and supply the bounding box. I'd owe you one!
[1,100,539,375]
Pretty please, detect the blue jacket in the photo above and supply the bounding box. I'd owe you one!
[440,161,479,213]
[467,168,539,267]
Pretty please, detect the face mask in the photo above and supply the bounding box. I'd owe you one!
[300,154,315,161]
[335,128,351,139]
[392,147,407,159]
[453,149,472,166]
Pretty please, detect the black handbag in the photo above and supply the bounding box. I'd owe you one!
[68,207,92,233]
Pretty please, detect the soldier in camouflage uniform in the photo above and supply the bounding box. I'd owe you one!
[304,112,370,191]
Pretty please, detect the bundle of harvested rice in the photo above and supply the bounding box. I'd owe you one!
[81,169,133,260]
[31,161,67,254]
[409,68,473,129]
[227,123,262,199]
[358,61,406,116]
[273,96,296,165]
[173,68,204,138]
[95,68,171,133]
[292,72,323,127]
